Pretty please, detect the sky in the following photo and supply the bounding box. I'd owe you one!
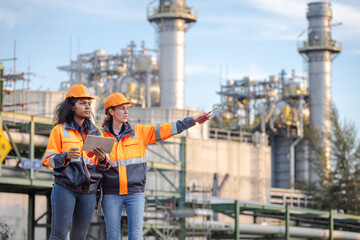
[0,0,359,130]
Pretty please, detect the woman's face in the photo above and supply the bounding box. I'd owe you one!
[72,98,92,119]
[109,104,130,124]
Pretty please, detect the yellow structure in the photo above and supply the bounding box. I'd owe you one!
[0,129,12,163]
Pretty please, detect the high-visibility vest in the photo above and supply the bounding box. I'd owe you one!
[101,117,195,195]
[45,121,106,193]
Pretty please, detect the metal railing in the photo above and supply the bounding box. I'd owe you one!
[271,187,312,208]
[209,128,268,145]
[147,5,198,22]
[298,39,342,52]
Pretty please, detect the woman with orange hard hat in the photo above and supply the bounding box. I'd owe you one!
[100,92,209,240]
[44,84,110,240]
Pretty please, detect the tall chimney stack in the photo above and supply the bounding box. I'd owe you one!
[298,2,341,181]
[147,0,197,108]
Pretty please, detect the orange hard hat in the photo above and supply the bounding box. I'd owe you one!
[104,92,133,114]
[66,84,94,100]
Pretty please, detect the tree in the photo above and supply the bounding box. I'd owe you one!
[0,221,14,240]
[299,106,360,214]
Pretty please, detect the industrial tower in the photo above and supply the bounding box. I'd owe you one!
[147,0,197,109]
[298,2,341,181]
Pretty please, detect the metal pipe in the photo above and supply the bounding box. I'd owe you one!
[185,220,360,239]
[290,137,302,189]
[5,132,49,147]
[329,210,334,240]
[285,203,290,239]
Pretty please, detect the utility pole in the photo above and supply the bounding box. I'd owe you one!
[0,63,4,129]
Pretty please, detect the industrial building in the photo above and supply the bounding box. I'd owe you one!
[0,1,359,239]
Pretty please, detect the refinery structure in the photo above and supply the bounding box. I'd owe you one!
[1,1,360,240]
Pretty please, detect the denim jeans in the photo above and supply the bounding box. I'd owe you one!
[102,193,145,240]
[49,184,97,240]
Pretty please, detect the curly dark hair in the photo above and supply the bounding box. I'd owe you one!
[53,97,77,125]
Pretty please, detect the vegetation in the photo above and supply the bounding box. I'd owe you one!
[298,106,360,214]
[0,221,14,240]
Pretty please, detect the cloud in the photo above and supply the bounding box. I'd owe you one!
[349,49,360,55]
[185,62,271,80]
[246,0,360,39]
[332,2,360,38]
[201,0,360,41]
[197,14,301,41]
[186,64,218,76]
[227,64,270,80]
[0,2,39,28]
[196,0,306,41]
[28,0,144,18]
[0,0,144,28]
[241,0,307,19]
[0,9,16,28]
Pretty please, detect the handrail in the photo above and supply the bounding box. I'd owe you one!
[147,4,197,21]
[209,128,268,145]
[298,39,342,52]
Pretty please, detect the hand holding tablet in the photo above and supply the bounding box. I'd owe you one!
[83,135,115,154]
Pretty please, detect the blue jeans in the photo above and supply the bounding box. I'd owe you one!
[102,193,145,240]
[49,184,97,240]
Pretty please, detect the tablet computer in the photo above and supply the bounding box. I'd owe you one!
[83,135,115,153]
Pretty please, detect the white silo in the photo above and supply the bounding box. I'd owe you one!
[147,0,197,108]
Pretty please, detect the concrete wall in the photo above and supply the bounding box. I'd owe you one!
[0,193,47,240]
[186,138,271,203]
[144,136,272,204]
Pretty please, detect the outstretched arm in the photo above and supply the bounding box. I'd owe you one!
[141,113,210,146]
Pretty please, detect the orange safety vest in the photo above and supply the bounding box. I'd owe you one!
[101,117,195,195]
[45,120,108,193]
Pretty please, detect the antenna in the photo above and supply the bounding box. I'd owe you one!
[69,36,72,61]
[331,22,343,27]
[297,29,306,39]
[225,63,228,80]
[219,63,222,87]
[13,39,16,112]
[77,38,80,56]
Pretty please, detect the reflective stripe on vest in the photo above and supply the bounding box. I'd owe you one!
[70,157,94,166]
[46,152,94,167]
[45,151,57,168]
[130,126,137,139]
[61,124,70,138]
[171,122,178,135]
[155,123,162,142]
[110,156,146,167]
[155,122,177,142]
